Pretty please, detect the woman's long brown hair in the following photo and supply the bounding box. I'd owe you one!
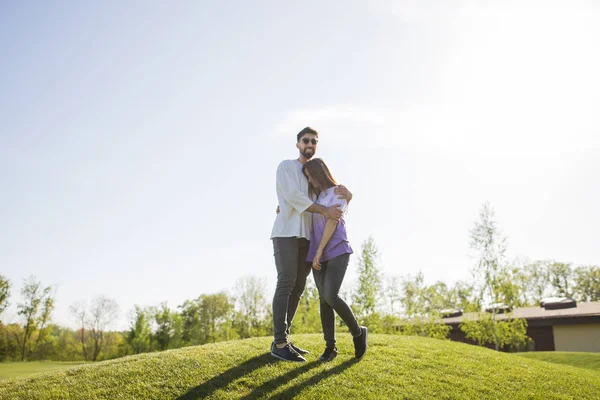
[302,158,338,198]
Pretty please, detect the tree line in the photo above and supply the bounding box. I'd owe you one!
[1,203,598,362]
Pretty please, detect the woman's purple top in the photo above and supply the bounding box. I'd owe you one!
[306,186,353,262]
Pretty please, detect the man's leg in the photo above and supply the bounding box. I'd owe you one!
[272,237,299,345]
[285,238,312,336]
[271,237,306,362]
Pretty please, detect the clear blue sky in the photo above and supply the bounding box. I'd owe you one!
[2,1,599,330]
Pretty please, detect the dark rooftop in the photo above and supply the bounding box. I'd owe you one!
[443,301,600,325]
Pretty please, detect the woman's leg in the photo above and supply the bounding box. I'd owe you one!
[320,254,362,338]
[313,262,336,348]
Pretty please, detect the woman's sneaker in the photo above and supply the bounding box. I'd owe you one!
[353,326,368,360]
[319,346,338,362]
[270,342,306,362]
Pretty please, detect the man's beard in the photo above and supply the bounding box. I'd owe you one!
[301,148,315,159]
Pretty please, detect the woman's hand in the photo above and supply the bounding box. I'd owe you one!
[312,250,323,270]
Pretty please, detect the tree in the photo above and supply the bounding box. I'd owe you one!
[469,203,507,309]
[179,293,234,345]
[0,275,10,320]
[384,276,402,316]
[468,202,506,350]
[518,260,550,306]
[396,273,450,339]
[399,271,426,317]
[573,265,600,302]
[522,260,550,305]
[152,302,182,351]
[352,237,383,326]
[423,281,450,313]
[88,296,119,361]
[465,202,529,351]
[460,314,531,352]
[50,324,82,361]
[198,292,233,343]
[495,267,529,308]
[97,331,127,361]
[127,306,152,354]
[447,280,478,312]
[70,301,90,360]
[233,276,269,338]
[16,276,54,361]
[0,323,22,361]
[70,296,119,361]
[31,294,54,358]
[548,262,574,298]
[398,272,460,314]
[179,299,202,345]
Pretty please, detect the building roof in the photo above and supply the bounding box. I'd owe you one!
[443,301,600,325]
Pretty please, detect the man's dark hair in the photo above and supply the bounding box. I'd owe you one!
[297,127,318,142]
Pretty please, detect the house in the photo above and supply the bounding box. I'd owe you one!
[442,300,600,352]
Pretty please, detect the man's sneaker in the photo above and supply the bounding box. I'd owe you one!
[289,342,309,355]
[319,346,338,362]
[270,342,306,362]
[353,326,368,360]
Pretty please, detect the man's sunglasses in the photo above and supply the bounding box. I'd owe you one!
[301,138,318,145]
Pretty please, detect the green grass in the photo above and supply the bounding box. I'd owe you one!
[515,351,600,372]
[0,362,86,381]
[1,334,599,399]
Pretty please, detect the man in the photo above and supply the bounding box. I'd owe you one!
[270,127,352,362]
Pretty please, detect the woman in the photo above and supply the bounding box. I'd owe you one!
[302,158,368,362]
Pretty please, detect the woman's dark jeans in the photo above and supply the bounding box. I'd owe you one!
[312,253,361,347]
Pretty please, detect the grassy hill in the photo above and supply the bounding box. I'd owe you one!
[515,351,600,372]
[1,334,599,399]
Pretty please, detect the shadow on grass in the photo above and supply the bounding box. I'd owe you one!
[241,358,356,400]
[177,353,276,400]
[177,353,357,400]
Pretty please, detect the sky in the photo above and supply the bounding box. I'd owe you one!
[1,0,599,331]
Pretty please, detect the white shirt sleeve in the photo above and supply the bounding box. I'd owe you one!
[321,188,348,215]
[333,195,349,216]
[276,162,313,214]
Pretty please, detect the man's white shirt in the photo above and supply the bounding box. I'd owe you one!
[270,159,314,240]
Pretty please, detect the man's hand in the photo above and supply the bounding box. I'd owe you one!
[313,249,323,270]
[276,205,280,214]
[334,185,353,202]
[324,205,343,221]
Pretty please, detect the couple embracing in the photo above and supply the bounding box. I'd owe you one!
[270,127,368,363]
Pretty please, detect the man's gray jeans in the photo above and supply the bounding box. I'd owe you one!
[272,237,311,344]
